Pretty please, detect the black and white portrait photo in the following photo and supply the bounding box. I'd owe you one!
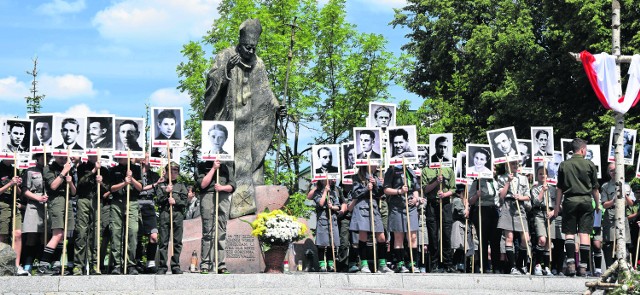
[52,115,86,156]
[113,117,145,158]
[607,127,636,165]
[86,115,115,153]
[466,144,493,179]
[416,144,429,169]
[27,114,54,152]
[586,144,602,179]
[149,147,175,167]
[560,138,573,161]
[367,102,396,129]
[545,151,563,185]
[354,127,382,166]
[487,126,519,164]
[429,133,453,168]
[0,119,32,158]
[151,107,184,147]
[312,144,341,180]
[531,126,554,160]
[386,125,418,166]
[341,142,356,175]
[518,139,533,174]
[455,152,468,184]
[201,121,234,162]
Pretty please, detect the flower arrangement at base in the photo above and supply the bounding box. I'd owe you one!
[249,209,308,252]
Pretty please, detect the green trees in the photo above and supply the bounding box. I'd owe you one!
[392,0,640,155]
[177,0,399,193]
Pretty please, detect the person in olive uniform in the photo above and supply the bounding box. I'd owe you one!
[422,165,455,272]
[313,179,346,272]
[553,138,600,277]
[197,159,235,274]
[109,157,143,275]
[0,159,25,275]
[38,155,76,275]
[73,154,109,275]
[154,162,188,274]
[20,153,48,275]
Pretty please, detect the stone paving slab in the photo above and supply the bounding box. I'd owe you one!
[0,273,593,294]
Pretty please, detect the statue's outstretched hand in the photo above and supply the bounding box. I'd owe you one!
[227,54,240,72]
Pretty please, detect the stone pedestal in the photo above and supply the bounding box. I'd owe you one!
[178,185,311,273]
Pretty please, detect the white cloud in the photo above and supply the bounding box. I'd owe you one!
[36,0,86,16]
[0,77,29,102]
[149,87,190,107]
[40,74,97,99]
[61,103,109,116]
[92,0,220,45]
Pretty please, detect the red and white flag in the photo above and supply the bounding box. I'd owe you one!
[580,51,640,114]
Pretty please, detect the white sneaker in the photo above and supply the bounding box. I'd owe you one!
[520,267,529,275]
[543,267,553,276]
[593,268,602,277]
[533,264,543,276]
[16,266,30,276]
[510,267,521,275]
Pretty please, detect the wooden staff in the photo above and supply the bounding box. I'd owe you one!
[463,182,468,273]
[61,148,71,276]
[43,146,48,246]
[438,161,443,263]
[214,170,220,274]
[167,146,174,258]
[635,229,640,269]
[542,158,552,264]
[402,158,415,272]
[124,149,131,275]
[506,158,532,272]
[367,155,377,272]
[96,148,102,273]
[326,179,337,272]
[478,178,484,274]
[11,151,17,250]
[420,172,426,268]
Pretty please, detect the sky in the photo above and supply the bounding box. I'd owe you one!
[0,0,420,126]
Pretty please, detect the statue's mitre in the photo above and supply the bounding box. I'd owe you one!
[239,18,262,45]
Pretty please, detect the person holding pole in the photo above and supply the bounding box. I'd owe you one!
[497,160,531,275]
[313,179,344,272]
[20,152,48,275]
[109,156,143,275]
[154,161,188,274]
[384,164,424,273]
[38,155,75,275]
[135,155,161,274]
[348,165,392,273]
[468,177,500,274]
[531,165,557,276]
[553,138,600,277]
[422,164,455,272]
[0,158,26,275]
[600,162,633,269]
[73,154,109,275]
[197,159,234,274]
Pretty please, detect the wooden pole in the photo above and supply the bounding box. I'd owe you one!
[438,161,443,263]
[167,146,174,259]
[124,149,130,275]
[214,170,220,274]
[464,183,469,273]
[61,148,70,276]
[43,147,48,247]
[326,180,337,272]
[96,149,102,273]
[402,158,415,272]
[478,179,483,273]
[11,151,17,250]
[420,173,425,268]
[367,155,377,273]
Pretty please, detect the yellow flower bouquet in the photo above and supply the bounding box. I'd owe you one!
[249,209,308,252]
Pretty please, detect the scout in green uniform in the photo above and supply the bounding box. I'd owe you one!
[0,159,25,275]
[73,155,109,275]
[109,157,143,275]
[553,138,600,277]
[38,156,76,275]
[600,162,633,269]
[422,165,455,272]
[154,162,188,274]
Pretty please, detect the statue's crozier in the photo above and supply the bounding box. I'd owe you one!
[203,18,279,218]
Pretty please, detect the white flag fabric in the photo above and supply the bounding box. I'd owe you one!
[580,51,640,114]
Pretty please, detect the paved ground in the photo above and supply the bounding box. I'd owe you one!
[0,272,595,294]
